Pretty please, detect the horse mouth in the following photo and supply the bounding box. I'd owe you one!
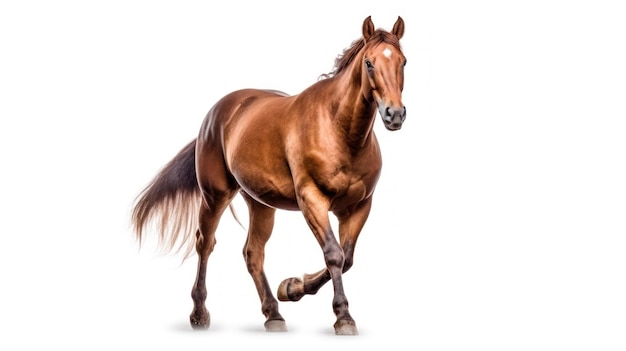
[382,115,405,131]
[383,120,403,131]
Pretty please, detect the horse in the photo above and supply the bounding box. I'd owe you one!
[131,15,407,335]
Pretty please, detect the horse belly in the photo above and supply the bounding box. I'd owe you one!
[234,167,300,210]
[241,184,300,211]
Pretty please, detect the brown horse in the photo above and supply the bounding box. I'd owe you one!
[132,16,406,335]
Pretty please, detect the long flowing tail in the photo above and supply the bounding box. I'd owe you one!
[131,139,201,258]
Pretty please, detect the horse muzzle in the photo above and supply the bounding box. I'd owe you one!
[380,105,406,131]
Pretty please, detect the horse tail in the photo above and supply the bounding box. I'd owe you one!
[131,139,201,258]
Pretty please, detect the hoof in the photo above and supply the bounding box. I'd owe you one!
[334,320,358,335]
[264,319,288,332]
[277,277,304,302]
[189,307,210,330]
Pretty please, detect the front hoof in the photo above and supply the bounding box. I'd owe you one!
[334,319,358,335]
[189,307,210,330]
[264,319,288,332]
[277,277,304,302]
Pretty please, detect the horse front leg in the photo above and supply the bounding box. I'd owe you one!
[279,187,366,335]
[277,198,372,304]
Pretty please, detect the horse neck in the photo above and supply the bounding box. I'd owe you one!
[326,66,377,150]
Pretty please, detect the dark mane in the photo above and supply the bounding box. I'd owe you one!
[319,29,402,80]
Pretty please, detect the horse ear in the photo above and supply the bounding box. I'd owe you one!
[391,16,405,40]
[362,16,375,41]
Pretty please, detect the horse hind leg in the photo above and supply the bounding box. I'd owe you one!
[242,194,287,332]
[189,195,233,329]
[189,226,212,329]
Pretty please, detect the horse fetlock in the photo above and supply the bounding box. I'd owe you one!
[277,277,304,301]
[332,295,350,313]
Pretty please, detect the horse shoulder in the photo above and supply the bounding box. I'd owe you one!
[290,135,381,208]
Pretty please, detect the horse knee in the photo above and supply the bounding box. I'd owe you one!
[342,257,354,273]
[341,244,356,272]
[323,245,345,270]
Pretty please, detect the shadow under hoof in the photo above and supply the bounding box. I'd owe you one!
[264,319,288,332]
[334,320,358,336]
[189,311,210,330]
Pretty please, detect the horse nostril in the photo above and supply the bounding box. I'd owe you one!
[386,106,405,118]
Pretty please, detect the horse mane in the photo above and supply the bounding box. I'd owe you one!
[319,29,402,80]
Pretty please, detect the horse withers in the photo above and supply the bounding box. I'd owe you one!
[132,16,407,335]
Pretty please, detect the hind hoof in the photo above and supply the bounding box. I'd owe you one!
[265,319,288,332]
[277,277,304,302]
[334,319,358,335]
[189,307,210,330]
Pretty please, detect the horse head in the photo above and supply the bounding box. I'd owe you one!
[361,16,407,131]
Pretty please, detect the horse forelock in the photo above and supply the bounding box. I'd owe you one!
[320,30,402,80]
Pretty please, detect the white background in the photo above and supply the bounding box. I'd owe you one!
[1,0,625,350]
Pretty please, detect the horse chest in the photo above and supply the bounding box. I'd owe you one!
[312,165,377,208]
[297,140,382,207]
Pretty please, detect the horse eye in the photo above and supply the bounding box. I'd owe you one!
[403,60,407,67]
[365,60,374,70]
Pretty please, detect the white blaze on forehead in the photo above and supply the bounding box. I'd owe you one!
[383,47,392,58]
